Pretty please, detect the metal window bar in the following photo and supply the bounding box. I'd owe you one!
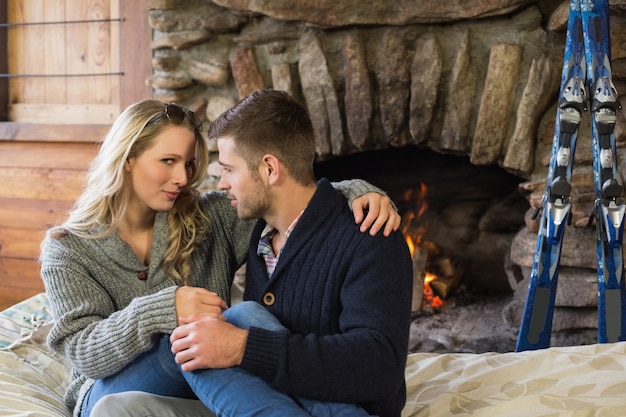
[0,72,124,77]
[0,18,125,28]
[0,17,125,78]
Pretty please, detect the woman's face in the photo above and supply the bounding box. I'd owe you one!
[126,125,197,213]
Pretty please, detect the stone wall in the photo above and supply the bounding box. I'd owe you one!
[147,0,626,178]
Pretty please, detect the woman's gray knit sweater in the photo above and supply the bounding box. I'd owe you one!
[39,181,373,415]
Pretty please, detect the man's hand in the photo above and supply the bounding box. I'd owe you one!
[170,317,248,371]
[352,193,400,237]
[175,286,228,325]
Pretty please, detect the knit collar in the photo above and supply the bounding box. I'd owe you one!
[92,211,168,272]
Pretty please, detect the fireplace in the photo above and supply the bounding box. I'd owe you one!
[314,146,528,295]
[315,146,599,353]
[314,147,531,353]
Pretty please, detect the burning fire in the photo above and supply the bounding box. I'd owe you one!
[424,273,445,309]
[402,182,428,256]
[401,182,445,311]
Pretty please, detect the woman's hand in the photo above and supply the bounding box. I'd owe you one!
[175,286,228,325]
[352,193,401,237]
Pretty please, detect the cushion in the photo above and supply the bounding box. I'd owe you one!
[0,322,71,417]
[0,293,53,349]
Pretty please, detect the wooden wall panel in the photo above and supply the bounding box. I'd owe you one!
[0,141,98,169]
[9,104,119,125]
[0,167,86,201]
[0,289,41,311]
[44,0,67,103]
[1,258,41,289]
[118,0,152,108]
[0,198,72,230]
[0,140,95,307]
[0,123,110,142]
[0,0,150,310]
[0,227,43,259]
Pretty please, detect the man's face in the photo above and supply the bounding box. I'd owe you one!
[217,137,270,220]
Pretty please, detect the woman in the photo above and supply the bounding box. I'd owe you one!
[40,99,399,417]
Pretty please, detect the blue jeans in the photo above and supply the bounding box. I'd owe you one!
[81,301,368,417]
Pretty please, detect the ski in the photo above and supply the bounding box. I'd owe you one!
[516,0,625,351]
[581,0,626,343]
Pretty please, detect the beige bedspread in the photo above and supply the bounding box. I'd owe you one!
[403,342,626,416]
[2,294,625,417]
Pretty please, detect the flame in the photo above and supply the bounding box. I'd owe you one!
[401,182,445,310]
[424,273,444,308]
[404,182,428,219]
[402,182,429,256]
[405,235,415,257]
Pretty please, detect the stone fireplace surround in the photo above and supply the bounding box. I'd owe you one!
[149,0,626,351]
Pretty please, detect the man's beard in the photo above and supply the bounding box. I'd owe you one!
[236,179,270,220]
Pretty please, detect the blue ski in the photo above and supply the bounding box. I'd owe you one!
[516,0,625,351]
[581,0,626,343]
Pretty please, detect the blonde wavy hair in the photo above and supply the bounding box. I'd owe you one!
[46,99,210,286]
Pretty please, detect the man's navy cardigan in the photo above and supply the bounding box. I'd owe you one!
[241,178,413,417]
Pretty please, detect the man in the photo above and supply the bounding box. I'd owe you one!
[171,89,413,416]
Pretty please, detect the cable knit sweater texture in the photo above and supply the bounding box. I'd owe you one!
[243,179,413,417]
[39,180,375,415]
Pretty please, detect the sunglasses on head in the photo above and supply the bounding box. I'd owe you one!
[147,103,203,132]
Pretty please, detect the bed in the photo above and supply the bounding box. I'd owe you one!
[2,293,626,417]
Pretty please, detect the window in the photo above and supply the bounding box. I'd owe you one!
[1,0,151,125]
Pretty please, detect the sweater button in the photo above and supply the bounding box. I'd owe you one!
[137,271,148,281]
[263,292,275,306]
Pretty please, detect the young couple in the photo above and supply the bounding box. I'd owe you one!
[41,89,412,417]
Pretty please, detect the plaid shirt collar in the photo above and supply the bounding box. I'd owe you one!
[257,210,304,258]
